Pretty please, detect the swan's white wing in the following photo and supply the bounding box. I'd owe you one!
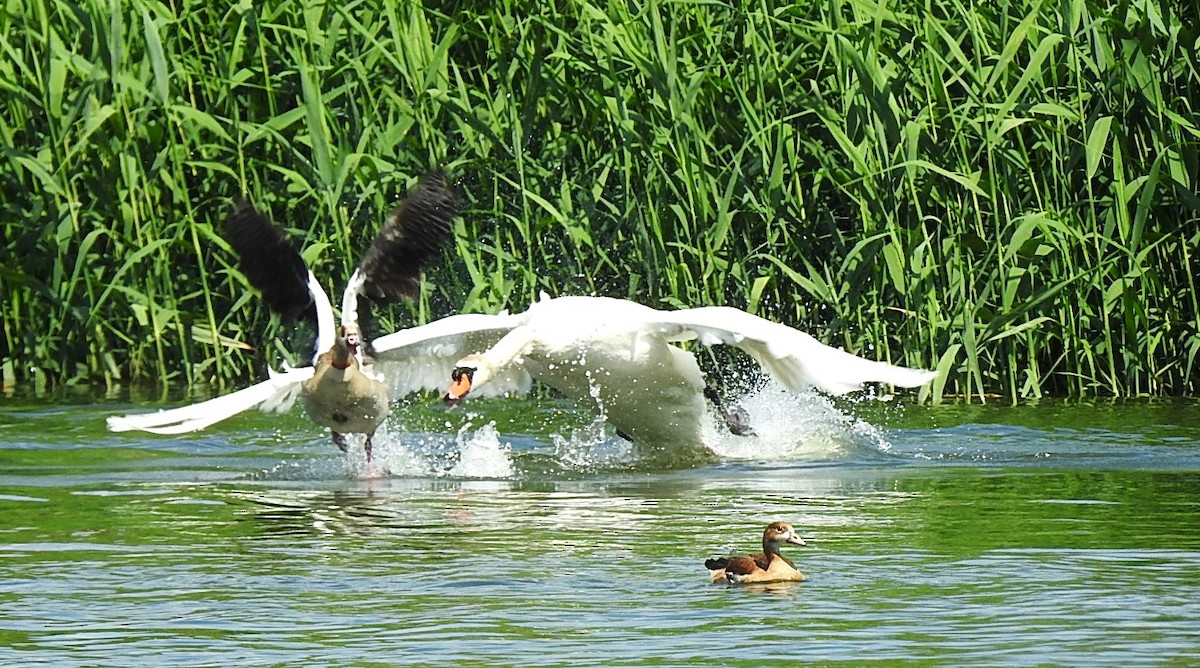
[370,312,532,397]
[106,367,314,434]
[647,306,936,395]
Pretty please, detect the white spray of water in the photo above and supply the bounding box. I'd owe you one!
[449,421,515,478]
[251,376,900,480]
[547,368,637,470]
[704,381,894,461]
[550,416,635,471]
[332,423,432,479]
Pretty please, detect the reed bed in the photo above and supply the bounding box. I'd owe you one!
[2,0,1197,400]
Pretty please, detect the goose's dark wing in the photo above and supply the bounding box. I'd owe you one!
[356,172,457,303]
[223,200,315,323]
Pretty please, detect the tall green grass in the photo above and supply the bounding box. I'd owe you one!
[1,0,1197,400]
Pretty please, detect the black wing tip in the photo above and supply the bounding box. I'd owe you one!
[407,170,458,219]
[224,197,265,230]
[419,168,449,186]
[355,170,459,304]
[704,558,728,570]
[222,197,314,322]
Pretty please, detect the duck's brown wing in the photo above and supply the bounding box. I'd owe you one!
[712,555,767,576]
[356,171,456,303]
[223,200,314,322]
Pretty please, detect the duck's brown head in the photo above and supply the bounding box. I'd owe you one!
[763,521,806,548]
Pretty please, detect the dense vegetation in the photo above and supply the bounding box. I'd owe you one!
[2,0,1197,401]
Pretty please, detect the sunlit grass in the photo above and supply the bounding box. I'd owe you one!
[1,0,1197,400]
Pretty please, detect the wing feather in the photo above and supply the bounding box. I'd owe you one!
[222,200,314,323]
[647,306,936,395]
[370,312,531,397]
[106,367,314,434]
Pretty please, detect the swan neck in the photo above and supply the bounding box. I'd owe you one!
[483,326,536,370]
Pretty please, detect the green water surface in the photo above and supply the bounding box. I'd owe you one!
[0,397,1198,666]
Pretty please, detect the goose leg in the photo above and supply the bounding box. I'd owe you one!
[703,385,755,436]
[364,433,374,463]
[332,432,349,453]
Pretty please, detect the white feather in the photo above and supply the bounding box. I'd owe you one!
[307,270,335,364]
[411,295,936,455]
[647,305,938,395]
[106,367,314,435]
[371,311,530,397]
[340,268,365,329]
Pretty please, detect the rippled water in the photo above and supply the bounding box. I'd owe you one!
[2,388,1199,666]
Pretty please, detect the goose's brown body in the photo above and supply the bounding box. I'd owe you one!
[302,348,388,455]
[231,174,453,463]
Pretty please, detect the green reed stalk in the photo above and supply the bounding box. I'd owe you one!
[1,0,1196,400]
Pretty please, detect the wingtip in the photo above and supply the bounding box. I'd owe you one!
[221,197,314,322]
[355,171,458,304]
[902,368,940,388]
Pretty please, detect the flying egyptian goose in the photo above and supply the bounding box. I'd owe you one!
[365,293,938,463]
[107,172,455,463]
[705,521,807,584]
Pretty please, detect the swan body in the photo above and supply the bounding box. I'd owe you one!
[371,294,937,460]
[705,521,807,584]
[445,299,715,453]
[107,173,455,463]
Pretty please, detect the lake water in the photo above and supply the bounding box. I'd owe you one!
[2,386,1199,666]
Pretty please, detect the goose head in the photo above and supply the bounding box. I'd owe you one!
[763,521,806,552]
[443,354,490,405]
[330,324,362,369]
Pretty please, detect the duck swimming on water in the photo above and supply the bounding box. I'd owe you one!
[705,521,807,584]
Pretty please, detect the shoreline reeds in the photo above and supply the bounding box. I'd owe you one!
[1,0,1196,401]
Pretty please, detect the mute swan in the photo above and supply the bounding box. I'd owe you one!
[107,172,456,463]
[705,522,807,584]
[368,294,937,462]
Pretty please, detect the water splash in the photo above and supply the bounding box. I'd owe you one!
[705,382,895,462]
[449,421,515,478]
[246,379,903,480]
[369,420,516,479]
[550,415,635,472]
[542,367,638,471]
[330,424,436,479]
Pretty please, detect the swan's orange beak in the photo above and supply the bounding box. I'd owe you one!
[444,367,474,405]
